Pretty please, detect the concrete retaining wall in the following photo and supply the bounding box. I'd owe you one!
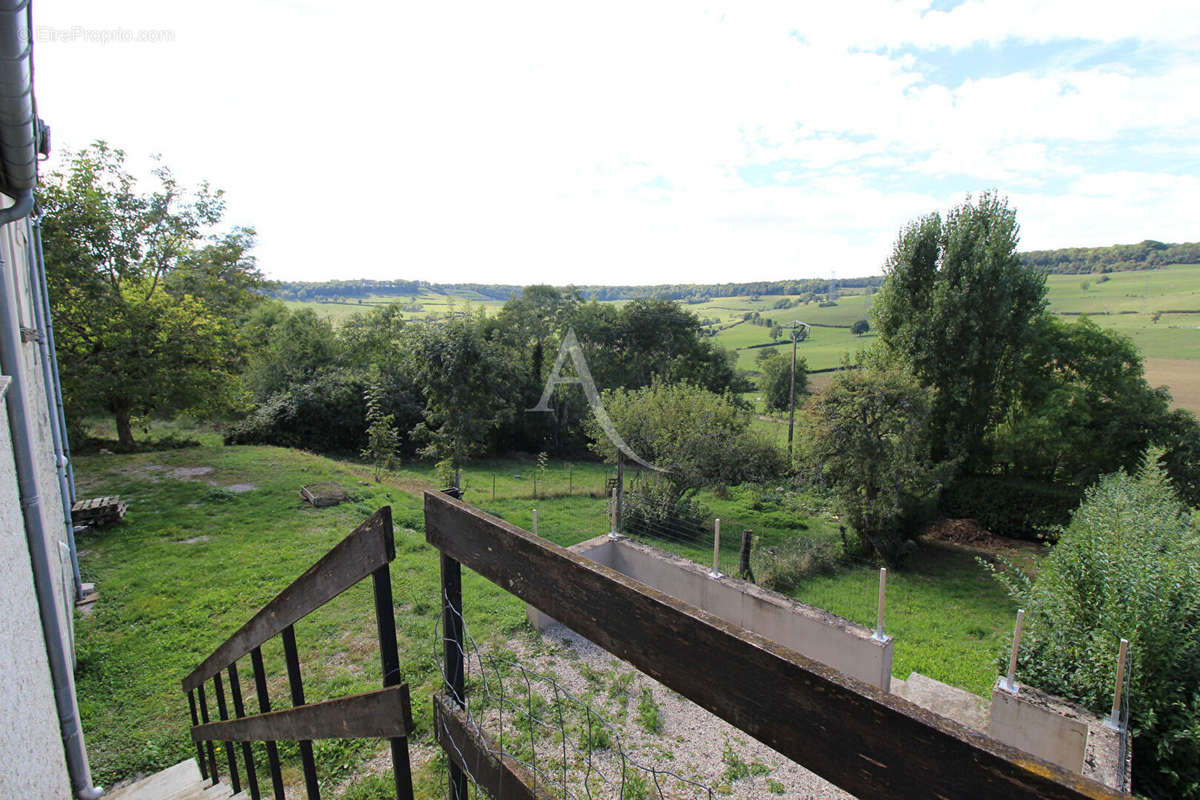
[527,535,893,690]
[989,679,1089,774]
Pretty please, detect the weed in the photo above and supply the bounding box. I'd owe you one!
[767,777,785,794]
[636,687,662,734]
[607,667,636,712]
[622,769,651,800]
[721,740,768,782]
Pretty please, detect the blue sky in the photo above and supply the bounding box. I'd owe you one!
[31,1,1200,284]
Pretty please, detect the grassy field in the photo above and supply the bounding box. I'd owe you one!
[73,443,1032,796]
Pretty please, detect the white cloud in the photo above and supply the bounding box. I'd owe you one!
[29,0,1200,284]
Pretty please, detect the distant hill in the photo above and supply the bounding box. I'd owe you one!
[270,276,885,304]
[270,240,1200,302]
[1022,240,1200,274]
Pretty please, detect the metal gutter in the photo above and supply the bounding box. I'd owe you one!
[27,213,81,599]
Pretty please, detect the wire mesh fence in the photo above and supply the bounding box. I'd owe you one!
[436,592,719,800]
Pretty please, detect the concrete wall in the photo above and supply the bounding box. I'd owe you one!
[0,377,72,799]
[989,679,1089,774]
[528,535,893,690]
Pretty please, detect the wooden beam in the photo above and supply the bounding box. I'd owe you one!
[183,507,394,692]
[192,685,413,743]
[434,693,555,800]
[424,491,1126,800]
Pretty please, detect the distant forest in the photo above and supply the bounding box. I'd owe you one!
[271,240,1200,302]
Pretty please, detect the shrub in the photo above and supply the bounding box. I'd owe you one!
[622,480,709,541]
[986,450,1200,798]
[752,535,841,593]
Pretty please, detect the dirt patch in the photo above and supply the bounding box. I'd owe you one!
[176,535,211,544]
[225,483,256,493]
[172,466,214,480]
[923,517,998,546]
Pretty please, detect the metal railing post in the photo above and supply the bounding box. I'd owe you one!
[250,645,286,800]
[187,689,208,781]
[213,672,242,794]
[282,625,321,799]
[228,662,260,800]
[196,684,219,783]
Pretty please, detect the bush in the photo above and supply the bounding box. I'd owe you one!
[622,480,709,540]
[752,534,841,593]
[942,475,1080,540]
[225,369,371,453]
[986,451,1200,798]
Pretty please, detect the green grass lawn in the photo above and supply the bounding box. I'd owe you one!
[74,444,1035,795]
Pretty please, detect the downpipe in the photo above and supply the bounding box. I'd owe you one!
[25,213,82,599]
[0,203,102,799]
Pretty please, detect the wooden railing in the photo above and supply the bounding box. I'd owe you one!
[424,490,1128,800]
[182,507,414,800]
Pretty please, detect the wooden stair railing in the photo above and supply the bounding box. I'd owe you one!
[181,507,414,800]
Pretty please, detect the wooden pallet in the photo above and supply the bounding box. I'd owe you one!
[71,495,127,526]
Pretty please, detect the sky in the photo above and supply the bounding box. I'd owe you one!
[30,1,1200,286]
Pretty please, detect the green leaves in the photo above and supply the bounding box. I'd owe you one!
[993,452,1200,797]
[873,192,1047,472]
[39,142,258,446]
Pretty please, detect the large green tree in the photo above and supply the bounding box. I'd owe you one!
[39,142,264,447]
[873,193,1046,471]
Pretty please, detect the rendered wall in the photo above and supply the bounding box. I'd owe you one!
[528,535,893,690]
[0,377,72,798]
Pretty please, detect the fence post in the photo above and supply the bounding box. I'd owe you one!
[372,512,415,800]
[609,488,619,538]
[616,450,624,533]
[1107,638,1130,730]
[738,531,754,582]
[1002,609,1024,694]
[873,568,888,641]
[440,487,469,800]
[710,519,722,578]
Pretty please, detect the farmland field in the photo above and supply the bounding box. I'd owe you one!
[281,264,1200,406]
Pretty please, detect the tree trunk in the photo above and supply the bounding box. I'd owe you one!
[115,408,135,450]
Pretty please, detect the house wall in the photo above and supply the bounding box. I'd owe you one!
[0,378,72,798]
[0,211,75,795]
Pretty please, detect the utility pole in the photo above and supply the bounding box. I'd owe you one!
[786,321,809,459]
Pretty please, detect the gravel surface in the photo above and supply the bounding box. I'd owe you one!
[486,622,856,800]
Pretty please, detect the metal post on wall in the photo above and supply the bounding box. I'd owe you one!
[440,487,469,800]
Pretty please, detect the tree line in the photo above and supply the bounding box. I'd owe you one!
[1022,239,1200,273]
[272,276,885,304]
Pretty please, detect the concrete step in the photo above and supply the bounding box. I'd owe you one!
[105,759,203,800]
